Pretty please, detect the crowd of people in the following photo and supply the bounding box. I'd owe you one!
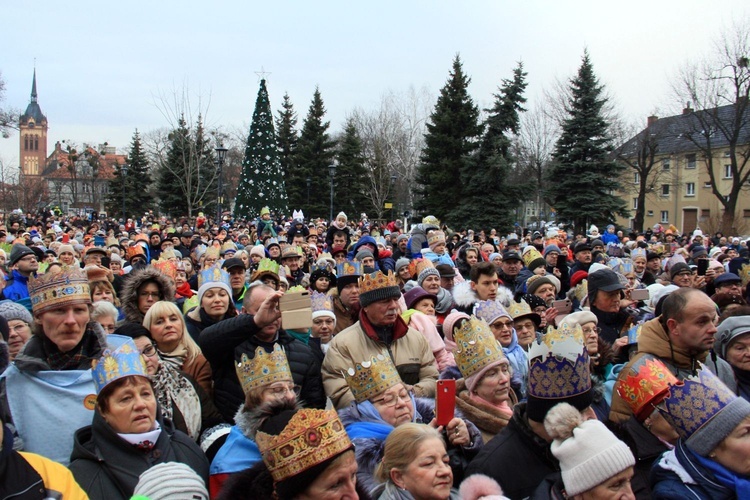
[0,207,750,499]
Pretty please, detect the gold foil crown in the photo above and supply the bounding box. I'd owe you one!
[29,268,91,316]
[358,270,398,295]
[344,353,402,403]
[454,317,507,380]
[236,344,293,395]
[256,409,352,483]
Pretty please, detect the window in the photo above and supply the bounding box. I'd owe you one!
[647,210,654,217]
[661,184,670,196]
[686,154,696,169]
[686,183,695,196]
[704,182,712,188]
[724,150,731,157]
[701,209,710,220]
[662,159,671,171]
[744,210,750,218]
[661,211,669,223]
[634,172,640,184]
[724,164,733,179]
[632,197,638,209]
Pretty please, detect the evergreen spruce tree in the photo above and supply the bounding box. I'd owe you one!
[106,129,153,219]
[157,116,191,216]
[193,114,217,218]
[294,87,336,219]
[335,119,369,217]
[415,55,481,226]
[545,52,628,230]
[276,92,298,180]
[454,62,527,231]
[235,79,288,220]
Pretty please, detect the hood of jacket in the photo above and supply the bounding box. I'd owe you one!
[352,235,380,260]
[120,267,176,324]
[638,317,708,368]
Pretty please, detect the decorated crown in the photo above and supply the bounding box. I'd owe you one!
[631,248,647,261]
[221,240,237,254]
[358,270,398,294]
[507,299,536,321]
[91,337,148,394]
[658,366,740,441]
[344,353,402,403]
[474,300,509,325]
[454,317,507,379]
[522,247,544,268]
[616,358,678,422]
[740,263,750,287]
[427,230,446,246]
[198,266,231,289]
[621,259,634,275]
[29,268,91,316]
[256,409,352,483]
[281,246,303,260]
[409,258,434,280]
[336,261,362,278]
[311,291,334,314]
[236,344,293,395]
[204,246,220,260]
[152,258,178,280]
[527,323,591,400]
[126,245,146,261]
[256,258,280,276]
[84,265,109,283]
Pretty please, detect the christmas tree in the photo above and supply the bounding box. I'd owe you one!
[235,79,289,220]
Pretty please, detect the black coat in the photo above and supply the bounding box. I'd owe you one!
[198,314,326,422]
[464,403,558,500]
[69,412,209,500]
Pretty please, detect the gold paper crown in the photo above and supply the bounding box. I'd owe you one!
[454,317,507,379]
[506,299,537,321]
[281,245,303,260]
[344,353,402,403]
[236,344,293,395]
[740,263,750,287]
[256,409,352,483]
[151,258,178,280]
[29,268,91,316]
[358,270,398,294]
[522,247,544,268]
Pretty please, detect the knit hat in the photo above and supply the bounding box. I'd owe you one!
[545,403,635,496]
[488,252,501,263]
[133,462,208,500]
[395,257,410,273]
[358,270,401,308]
[0,300,33,325]
[716,316,750,359]
[543,244,562,258]
[691,246,708,260]
[57,244,76,257]
[8,244,35,267]
[526,275,555,296]
[249,245,266,259]
[443,310,470,344]
[669,262,691,280]
[458,474,509,500]
[395,233,409,245]
[562,311,597,329]
[569,270,588,288]
[428,230,446,251]
[355,249,374,262]
[109,253,122,264]
[522,293,546,311]
[417,267,440,287]
[336,211,347,222]
[403,287,437,310]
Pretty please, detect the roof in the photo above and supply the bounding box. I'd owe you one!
[19,69,47,125]
[43,145,123,181]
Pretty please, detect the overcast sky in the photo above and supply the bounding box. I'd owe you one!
[1,0,748,168]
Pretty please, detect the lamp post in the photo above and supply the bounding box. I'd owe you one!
[328,164,336,222]
[306,177,311,207]
[390,173,398,221]
[121,163,128,222]
[215,145,228,226]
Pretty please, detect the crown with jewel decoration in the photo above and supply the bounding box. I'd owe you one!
[616,358,678,422]
[740,263,750,287]
[310,291,334,319]
[151,258,178,280]
[474,300,510,325]
[91,337,149,394]
[358,269,398,294]
[29,268,91,316]
[454,317,507,380]
[344,353,402,403]
[527,322,591,400]
[506,299,540,323]
[336,261,362,278]
[256,409,353,483]
[408,258,434,281]
[631,248,647,261]
[198,266,231,289]
[236,344,293,395]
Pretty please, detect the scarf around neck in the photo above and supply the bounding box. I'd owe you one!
[159,344,188,371]
[152,362,201,440]
[688,443,750,497]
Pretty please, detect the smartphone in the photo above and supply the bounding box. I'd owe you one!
[100,256,111,269]
[552,299,572,314]
[556,254,567,269]
[435,379,456,427]
[697,259,709,276]
[630,288,649,301]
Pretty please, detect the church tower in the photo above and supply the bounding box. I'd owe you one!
[19,69,48,176]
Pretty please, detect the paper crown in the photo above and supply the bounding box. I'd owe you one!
[573,280,588,302]
[358,270,398,294]
[236,344,293,395]
[29,268,91,316]
[255,258,280,276]
[409,258,434,280]
[454,317,507,380]
[91,337,149,394]
[522,247,544,268]
[427,230,446,247]
[204,246,220,260]
[631,248,647,261]
[616,358,679,422]
[256,409,352,483]
[126,245,146,261]
[221,240,237,254]
[474,300,509,325]
[740,263,750,287]
[281,246,303,260]
[657,366,741,442]
[198,266,231,289]
[422,215,440,226]
[506,299,538,321]
[310,291,334,314]
[344,353,402,403]
[527,323,591,400]
[151,258,177,280]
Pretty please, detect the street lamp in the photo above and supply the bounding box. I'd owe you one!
[121,163,128,222]
[306,177,311,207]
[215,145,228,226]
[328,164,336,221]
[390,174,398,221]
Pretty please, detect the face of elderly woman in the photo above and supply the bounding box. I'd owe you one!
[581,322,600,356]
[149,309,183,352]
[577,467,635,500]
[593,289,621,313]
[392,437,452,500]
[474,362,511,406]
[296,450,358,500]
[101,377,157,434]
[711,416,750,475]
[37,304,90,353]
[372,383,413,427]
[726,333,750,371]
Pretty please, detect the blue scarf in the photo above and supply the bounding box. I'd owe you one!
[344,396,417,441]
[689,445,750,497]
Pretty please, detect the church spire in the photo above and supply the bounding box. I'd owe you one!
[31,68,38,103]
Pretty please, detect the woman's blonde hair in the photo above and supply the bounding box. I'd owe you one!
[142,301,201,363]
[374,423,444,483]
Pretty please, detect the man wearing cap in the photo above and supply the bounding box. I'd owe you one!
[497,249,525,295]
[331,262,362,335]
[609,287,736,423]
[322,270,439,409]
[0,244,39,304]
[280,246,307,287]
[570,241,593,275]
[222,258,248,310]
[713,272,743,296]
[436,263,457,292]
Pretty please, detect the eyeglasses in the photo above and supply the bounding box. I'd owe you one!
[372,389,412,408]
[265,384,301,397]
[138,291,162,299]
[491,320,514,330]
[9,323,30,333]
[582,327,602,336]
[140,344,158,357]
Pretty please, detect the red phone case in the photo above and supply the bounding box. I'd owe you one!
[435,379,456,427]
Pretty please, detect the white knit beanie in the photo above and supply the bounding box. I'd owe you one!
[545,403,635,496]
[133,462,208,499]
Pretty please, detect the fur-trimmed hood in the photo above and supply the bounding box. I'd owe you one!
[233,399,301,440]
[451,281,514,311]
[120,266,176,324]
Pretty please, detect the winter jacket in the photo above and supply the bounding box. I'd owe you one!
[0,269,31,302]
[119,266,176,324]
[69,411,209,500]
[198,314,326,421]
[465,402,558,500]
[349,236,396,272]
[610,317,737,423]
[451,281,515,315]
[405,224,438,260]
[403,311,455,371]
[650,440,736,499]
[591,305,634,346]
[330,287,359,336]
[209,408,261,498]
[325,223,352,250]
[322,312,439,409]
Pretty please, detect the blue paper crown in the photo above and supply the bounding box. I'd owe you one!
[474,300,509,325]
[92,337,148,394]
[336,261,362,278]
[310,291,334,313]
[198,266,231,289]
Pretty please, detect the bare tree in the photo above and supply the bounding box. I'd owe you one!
[0,71,20,139]
[516,102,558,225]
[671,19,750,234]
